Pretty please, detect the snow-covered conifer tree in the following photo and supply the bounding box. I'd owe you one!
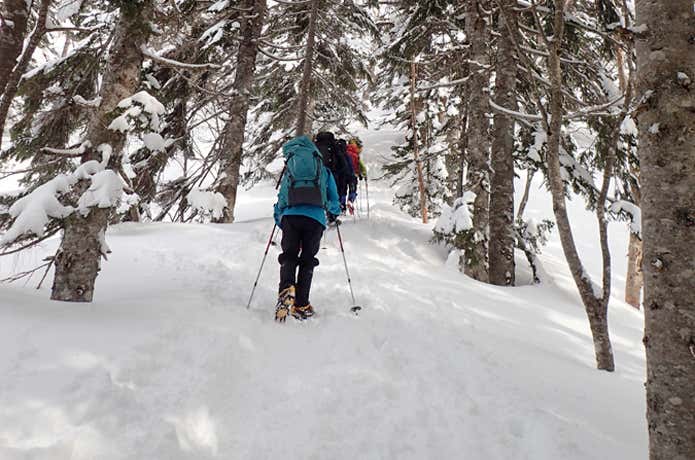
[377,0,463,221]
[51,0,156,301]
[242,0,378,182]
[0,1,170,302]
[485,0,645,370]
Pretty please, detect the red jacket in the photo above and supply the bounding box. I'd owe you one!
[346,143,360,174]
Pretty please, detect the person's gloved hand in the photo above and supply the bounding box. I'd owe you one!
[358,175,363,181]
[328,214,341,226]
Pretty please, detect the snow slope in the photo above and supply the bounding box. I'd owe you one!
[0,131,647,460]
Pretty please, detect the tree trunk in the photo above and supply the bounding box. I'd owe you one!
[545,0,614,371]
[443,107,460,207]
[625,232,643,308]
[410,59,428,224]
[51,1,153,302]
[516,168,534,220]
[635,1,695,458]
[295,0,319,136]
[0,0,50,150]
[214,0,267,223]
[461,0,490,282]
[489,0,517,286]
[625,152,643,309]
[457,112,468,200]
[615,34,644,310]
[0,0,30,94]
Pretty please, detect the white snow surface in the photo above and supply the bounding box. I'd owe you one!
[0,131,647,459]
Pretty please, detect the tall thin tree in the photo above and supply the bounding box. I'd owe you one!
[214,0,267,223]
[461,0,491,282]
[544,0,614,371]
[410,59,429,224]
[488,0,517,286]
[295,0,319,136]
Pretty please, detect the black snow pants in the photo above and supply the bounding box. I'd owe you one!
[278,215,324,307]
[336,175,348,210]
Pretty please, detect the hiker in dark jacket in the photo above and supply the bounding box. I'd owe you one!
[273,135,342,322]
[335,138,356,212]
[314,132,352,211]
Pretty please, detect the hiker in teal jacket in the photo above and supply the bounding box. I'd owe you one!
[273,135,341,322]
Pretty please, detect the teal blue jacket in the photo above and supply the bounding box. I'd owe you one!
[273,136,342,228]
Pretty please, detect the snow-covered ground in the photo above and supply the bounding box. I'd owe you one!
[0,128,647,459]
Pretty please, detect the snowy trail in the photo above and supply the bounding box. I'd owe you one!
[0,159,647,459]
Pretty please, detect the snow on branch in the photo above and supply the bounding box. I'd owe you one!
[186,188,227,220]
[42,140,92,156]
[77,170,125,214]
[208,0,229,12]
[142,132,175,152]
[141,46,222,70]
[272,0,315,6]
[0,176,76,246]
[418,76,470,92]
[109,90,166,133]
[257,46,303,62]
[489,100,543,127]
[73,95,102,107]
[566,95,625,120]
[610,200,641,237]
[433,192,477,236]
[0,144,121,247]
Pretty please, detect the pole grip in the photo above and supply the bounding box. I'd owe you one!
[275,166,286,190]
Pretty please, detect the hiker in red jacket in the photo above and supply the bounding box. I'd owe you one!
[345,143,361,211]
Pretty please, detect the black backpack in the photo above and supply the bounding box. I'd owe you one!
[314,132,338,173]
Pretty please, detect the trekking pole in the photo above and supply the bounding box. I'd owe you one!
[359,180,364,213]
[335,224,362,313]
[246,224,277,309]
[365,177,370,220]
